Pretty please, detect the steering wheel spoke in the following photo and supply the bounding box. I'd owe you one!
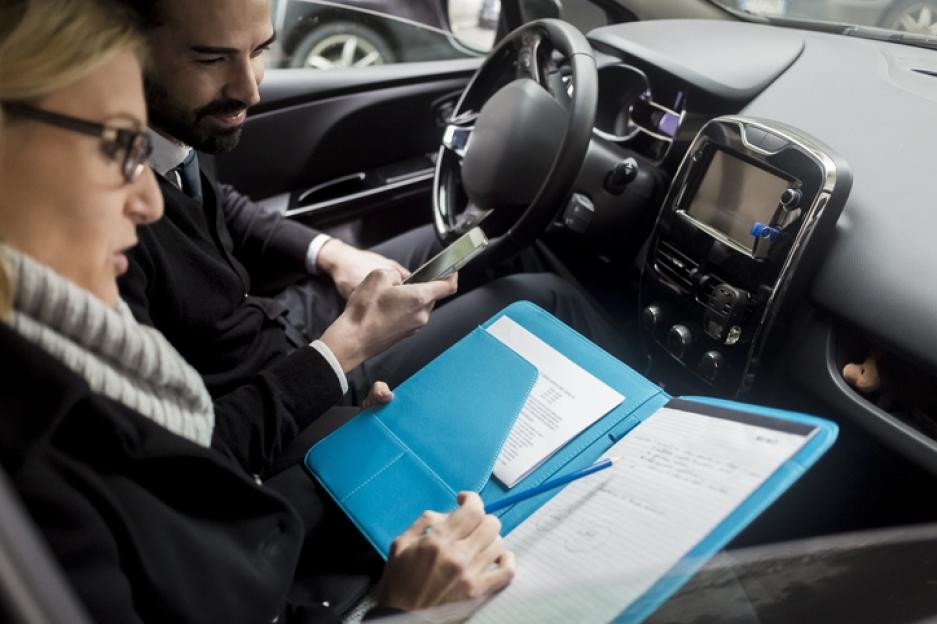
[442,123,475,159]
[543,61,573,106]
[516,32,544,82]
[453,204,494,235]
[433,19,597,249]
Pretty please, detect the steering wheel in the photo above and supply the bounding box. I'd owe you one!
[432,19,598,264]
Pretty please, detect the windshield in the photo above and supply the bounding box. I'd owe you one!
[711,0,937,38]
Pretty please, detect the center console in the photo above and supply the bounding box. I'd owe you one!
[640,117,852,395]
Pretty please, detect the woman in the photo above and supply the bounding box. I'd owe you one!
[0,0,514,621]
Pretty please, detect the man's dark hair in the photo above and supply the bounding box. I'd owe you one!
[118,0,162,28]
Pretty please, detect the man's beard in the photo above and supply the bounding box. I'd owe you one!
[144,77,247,154]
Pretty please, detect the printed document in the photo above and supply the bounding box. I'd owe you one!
[472,403,816,623]
[486,316,624,487]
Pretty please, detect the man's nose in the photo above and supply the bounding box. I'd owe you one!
[224,57,261,108]
[126,166,164,225]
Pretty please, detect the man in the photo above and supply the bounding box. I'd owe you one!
[118,0,626,413]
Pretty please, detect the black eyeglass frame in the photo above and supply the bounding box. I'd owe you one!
[2,102,152,183]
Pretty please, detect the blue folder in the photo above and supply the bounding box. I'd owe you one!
[305,301,837,620]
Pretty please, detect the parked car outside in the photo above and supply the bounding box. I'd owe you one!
[478,0,502,28]
[735,0,937,33]
[270,0,494,69]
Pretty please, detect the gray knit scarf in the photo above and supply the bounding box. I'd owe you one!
[3,245,214,447]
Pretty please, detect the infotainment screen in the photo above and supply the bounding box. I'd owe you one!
[686,150,790,253]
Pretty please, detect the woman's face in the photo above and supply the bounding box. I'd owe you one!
[0,49,163,306]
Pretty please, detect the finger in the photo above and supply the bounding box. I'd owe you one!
[461,514,502,556]
[445,272,458,294]
[444,492,485,539]
[468,534,507,575]
[362,267,400,289]
[386,267,405,287]
[372,381,393,403]
[392,261,411,280]
[378,267,405,287]
[361,390,390,409]
[408,510,448,536]
[406,278,458,305]
[480,550,517,595]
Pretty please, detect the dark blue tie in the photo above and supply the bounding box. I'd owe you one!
[178,150,203,203]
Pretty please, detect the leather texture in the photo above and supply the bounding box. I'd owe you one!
[306,322,538,556]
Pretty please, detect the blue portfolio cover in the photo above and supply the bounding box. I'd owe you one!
[305,301,837,620]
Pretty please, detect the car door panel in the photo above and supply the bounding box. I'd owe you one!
[215,59,479,243]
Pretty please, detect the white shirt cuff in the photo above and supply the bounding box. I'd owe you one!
[305,234,333,275]
[310,339,348,396]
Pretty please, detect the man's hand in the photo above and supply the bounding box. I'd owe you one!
[361,381,394,408]
[319,269,457,372]
[317,238,409,300]
[377,492,516,612]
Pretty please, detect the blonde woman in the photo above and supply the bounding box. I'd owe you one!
[0,1,514,621]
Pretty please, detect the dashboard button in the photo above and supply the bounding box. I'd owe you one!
[780,188,802,208]
[562,193,594,234]
[605,157,639,195]
[642,304,665,334]
[751,223,780,241]
[667,324,693,360]
[699,351,726,382]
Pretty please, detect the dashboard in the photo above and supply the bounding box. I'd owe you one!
[576,18,937,473]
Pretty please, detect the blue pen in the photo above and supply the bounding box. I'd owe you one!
[484,456,621,514]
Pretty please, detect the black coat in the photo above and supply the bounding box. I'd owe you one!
[118,158,328,398]
[0,322,352,622]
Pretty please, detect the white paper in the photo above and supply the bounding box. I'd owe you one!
[472,405,815,624]
[486,316,624,488]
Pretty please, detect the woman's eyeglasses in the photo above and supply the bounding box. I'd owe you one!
[2,102,152,184]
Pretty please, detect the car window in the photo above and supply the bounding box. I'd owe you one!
[713,0,937,37]
[268,0,501,70]
[514,0,629,34]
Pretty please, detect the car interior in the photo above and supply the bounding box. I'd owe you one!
[5,0,937,620]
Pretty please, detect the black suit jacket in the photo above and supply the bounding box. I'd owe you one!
[119,157,336,402]
[0,323,348,623]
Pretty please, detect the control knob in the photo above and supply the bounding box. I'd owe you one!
[605,157,639,195]
[641,304,665,334]
[667,324,693,360]
[699,350,726,383]
[780,188,802,208]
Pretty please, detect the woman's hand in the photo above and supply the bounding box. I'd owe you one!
[377,492,516,612]
[361,381,394,408]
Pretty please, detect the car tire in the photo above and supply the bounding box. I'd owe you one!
[881,0,937,34]
[290,22,396,70]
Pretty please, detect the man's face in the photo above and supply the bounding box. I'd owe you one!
[144,0,274,152]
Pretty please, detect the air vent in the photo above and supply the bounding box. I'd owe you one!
[654,240,699,292]
[697,276,718,305]
[696,274,738,307]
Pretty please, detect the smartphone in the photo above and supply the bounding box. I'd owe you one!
[403,227,489,284]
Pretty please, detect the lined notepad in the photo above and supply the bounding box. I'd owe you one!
[486,316,624,487]
[472,404,816,623]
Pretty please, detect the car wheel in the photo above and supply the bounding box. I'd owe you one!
[290,22,396,70]
[882,0,937,34]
